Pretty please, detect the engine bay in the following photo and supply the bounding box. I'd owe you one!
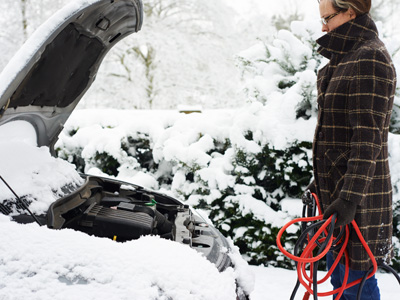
[47,176,232,271]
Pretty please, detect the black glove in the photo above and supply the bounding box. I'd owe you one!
[323,198,357,228]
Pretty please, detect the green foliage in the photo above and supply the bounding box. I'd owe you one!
[392,199,400,270]
[234,136,313,200]
[205,192,299,268]
[56,147,85,173]
[223,137,312,267]
[93,152,120,176]
[56,131,157,178]
[161,129,315,267]
[278,79,296,90]
[236,25,320,120]
[272,11,302,32]
[122,134,155,172]
[57,125,315,267]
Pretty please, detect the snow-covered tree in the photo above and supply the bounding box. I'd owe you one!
[79,0,246,109]
[236,19,323,119]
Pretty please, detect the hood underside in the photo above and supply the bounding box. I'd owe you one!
[0,0,142,151]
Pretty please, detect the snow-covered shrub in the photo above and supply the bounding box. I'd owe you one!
[203,140,313,266]
[56,108,309,268]
[236,20,324,120]
[56,106,316,269]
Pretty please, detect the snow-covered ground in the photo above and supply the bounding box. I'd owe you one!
[250,265,400,299]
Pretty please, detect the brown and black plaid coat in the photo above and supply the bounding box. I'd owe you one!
[311,14,396,271]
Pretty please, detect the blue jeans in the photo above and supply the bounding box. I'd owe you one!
[326,252,380,300]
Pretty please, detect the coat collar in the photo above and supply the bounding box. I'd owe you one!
[316,14,378,59]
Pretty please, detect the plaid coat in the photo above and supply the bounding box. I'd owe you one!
[312,14,396,271]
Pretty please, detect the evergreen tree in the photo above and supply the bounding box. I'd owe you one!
[236,19,323,120]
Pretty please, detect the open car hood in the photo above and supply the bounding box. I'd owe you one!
[0,0,142,152]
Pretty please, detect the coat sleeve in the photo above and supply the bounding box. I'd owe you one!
[338,48,394,205]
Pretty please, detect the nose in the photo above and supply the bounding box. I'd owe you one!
[321,23,329,32]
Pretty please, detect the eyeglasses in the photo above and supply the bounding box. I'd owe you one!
[321,11,341,25]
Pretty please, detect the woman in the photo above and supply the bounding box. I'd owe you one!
[309,0,397,299]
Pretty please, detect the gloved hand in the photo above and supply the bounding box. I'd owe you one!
[323,198,357,228]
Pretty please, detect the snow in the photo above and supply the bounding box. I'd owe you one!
[0,121,83,214]
[0,120,37,146]
[0,214,240,300]
[224,0,319,20]
[250,265,400,299]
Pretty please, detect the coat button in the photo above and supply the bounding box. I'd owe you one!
[319,131,324,139]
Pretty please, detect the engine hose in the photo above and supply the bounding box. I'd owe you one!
[154,209,173,234]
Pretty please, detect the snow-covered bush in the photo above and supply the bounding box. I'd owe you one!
[57,107,315,268]
[236,19,324,120]
[57,102,317,268]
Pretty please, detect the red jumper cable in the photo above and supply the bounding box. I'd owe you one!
[276,192,400,300]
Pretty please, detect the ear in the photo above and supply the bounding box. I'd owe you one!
[348,8,356,20]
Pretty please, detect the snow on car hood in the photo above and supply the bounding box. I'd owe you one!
[0,214,250,300]
[0,120,83,215]
[0,0,143,151]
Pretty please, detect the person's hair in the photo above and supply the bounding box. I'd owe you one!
[330,0,371,16]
